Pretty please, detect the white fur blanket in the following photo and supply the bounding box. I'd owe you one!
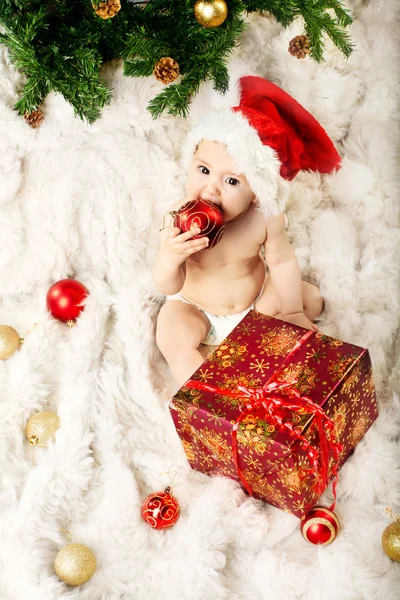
[1,2,399,598]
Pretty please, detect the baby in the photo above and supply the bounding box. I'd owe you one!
[152,76,341,388]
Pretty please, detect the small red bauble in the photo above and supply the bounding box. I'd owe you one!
[46,279,88,322]
[141,486,180,530]
[300,506,339,545]
[173,199,225,248]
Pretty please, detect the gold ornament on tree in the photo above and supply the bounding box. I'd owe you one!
[26,411,60,466]
[92,0,121,19]
[288,35,311,59]
[382,508,400,562]
[54,528,97,586]
[0,325,22,360]
[194,0,228,28]
[153,57,180,85]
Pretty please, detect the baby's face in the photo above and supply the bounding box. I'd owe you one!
[185,140,256,222]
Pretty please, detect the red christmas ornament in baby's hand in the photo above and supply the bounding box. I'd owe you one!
[173,199,225,248]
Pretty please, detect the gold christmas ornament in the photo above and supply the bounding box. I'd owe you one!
[92,0,121,19]
[0,325,22,360]
[288,35,311,59]
[153,57,180,85]
[382,520,400,561]
[194,0,228,28]
[26,411,60,465]
[54,543,97,586]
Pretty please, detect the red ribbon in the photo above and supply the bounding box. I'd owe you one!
[185,330,343,511]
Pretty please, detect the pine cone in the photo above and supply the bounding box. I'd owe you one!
[153,57,180,85]
[92,0,121,19]
[24,108,44,129]
[288,35,311,59]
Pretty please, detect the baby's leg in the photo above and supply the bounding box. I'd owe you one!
[255,278,323,320]
[156,300,211,389]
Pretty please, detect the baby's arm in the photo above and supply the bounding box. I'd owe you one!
[264,213,315,329]
[152,208,209,295]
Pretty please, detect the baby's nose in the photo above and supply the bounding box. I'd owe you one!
[201,183,221,202]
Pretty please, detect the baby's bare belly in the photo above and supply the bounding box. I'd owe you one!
[179,257,266,316]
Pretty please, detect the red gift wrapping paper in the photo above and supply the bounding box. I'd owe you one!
[169,311,379,518]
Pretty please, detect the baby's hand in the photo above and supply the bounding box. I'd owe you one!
[161,224,209,268]
[279,312,319,333]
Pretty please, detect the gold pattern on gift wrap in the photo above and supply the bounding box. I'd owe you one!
[361,372,376,397]
[277,466,305,494]
[208,409,226,425]
[26,412,60,466]
[244,455,262,470]
[186,425,230,463]
[249,358,271,373]
[199,450,213,467]
[305,348,327,363]
[236,321,256,336]
[217,373,262,407]
[181,439,196,462]
[293,498,308,513]
[244,470,288,509]
[327,353,358,381]
[198,368,214,382]
[332,402,348,440]
[351,414,370,446]
[258,326,301,358]
[212,340,248,369]
[341,365,361,393]
[278,362,317,394]
[314,333,343,348]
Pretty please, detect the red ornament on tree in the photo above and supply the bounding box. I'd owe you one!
[300,506,339,545]
[46,279,88,323]
[172,199,225,248]
[141,486,180,530]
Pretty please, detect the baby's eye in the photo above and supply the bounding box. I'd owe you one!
[199,166,210,175]
[226,177,239,186]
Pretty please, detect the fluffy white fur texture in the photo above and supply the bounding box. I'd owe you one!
[0,1,400,599]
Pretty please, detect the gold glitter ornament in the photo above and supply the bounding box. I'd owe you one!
[26,411,60,466]
[382,520,400,561]
[194,0,228,28]
[54,543,97,586]
[0,325,22,360]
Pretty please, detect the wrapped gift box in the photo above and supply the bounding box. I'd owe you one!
[169,311,378,518]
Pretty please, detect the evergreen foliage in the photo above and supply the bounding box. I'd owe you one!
[0,0,354,123]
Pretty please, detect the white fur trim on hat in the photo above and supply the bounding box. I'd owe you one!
[181,109,288,220]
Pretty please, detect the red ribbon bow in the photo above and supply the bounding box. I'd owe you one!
[185,331,343,511]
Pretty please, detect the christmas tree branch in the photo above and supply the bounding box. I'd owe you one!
[0,0,355,123]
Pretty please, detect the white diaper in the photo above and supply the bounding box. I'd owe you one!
[166,282,265,346]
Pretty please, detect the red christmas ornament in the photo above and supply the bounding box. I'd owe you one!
[300,506,339,545]
[46,279,88,323]
[173,199,225,248]
[141,486,180,530]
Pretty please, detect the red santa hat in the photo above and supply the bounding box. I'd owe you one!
[182,75,341,219]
